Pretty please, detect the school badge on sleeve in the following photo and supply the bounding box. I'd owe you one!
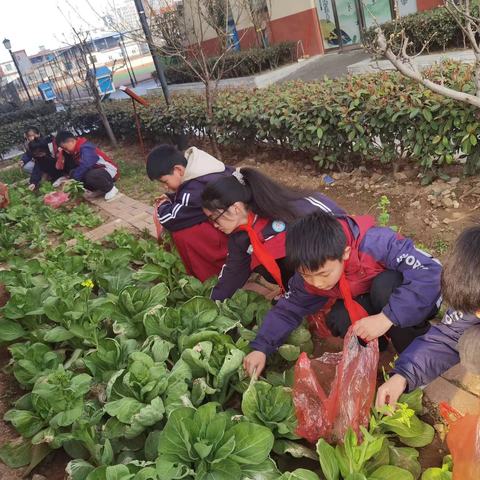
[272,220,286,233]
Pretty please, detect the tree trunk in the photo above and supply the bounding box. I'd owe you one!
[93,90,118,147]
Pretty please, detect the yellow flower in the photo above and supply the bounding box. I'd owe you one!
[81,279,94,289]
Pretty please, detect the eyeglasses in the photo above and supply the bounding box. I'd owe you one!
[207,209,227,225]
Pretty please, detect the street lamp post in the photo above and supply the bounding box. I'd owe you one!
[2,38,33,105]
[132,0,170,105]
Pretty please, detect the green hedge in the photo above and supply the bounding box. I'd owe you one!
[2,62,480,172]
[0,102,56,124]
[364,6,466,54]
[156,42,297,84]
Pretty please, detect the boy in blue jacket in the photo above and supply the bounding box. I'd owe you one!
[243,211,443,377]
[146,144,233,281]
[55,131,120,201]
[376,226,480,407]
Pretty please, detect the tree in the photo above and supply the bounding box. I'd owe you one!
[102,0,251,156]
[61,26,118,147]
[374,0,480,109]
[242,0,272,48]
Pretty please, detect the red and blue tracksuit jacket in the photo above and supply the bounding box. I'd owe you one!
[56,138,119,182]
[210,194,345,301]
[250,215,443,355]
[392,309,479,391]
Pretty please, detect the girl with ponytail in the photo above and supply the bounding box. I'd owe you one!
[201,167,345,301]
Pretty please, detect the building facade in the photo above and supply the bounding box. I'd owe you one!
[180,0,444,57]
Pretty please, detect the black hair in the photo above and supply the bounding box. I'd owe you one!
[146,144,187,180]
[55,130,76,145]
[286,211,347,272]
[28,139,51,158]
[442,225,480,313]
[201,167,312,223]
[24,126,40,135]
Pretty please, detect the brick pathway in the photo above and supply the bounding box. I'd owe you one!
[86,192,157,239]
[425,364,480,414]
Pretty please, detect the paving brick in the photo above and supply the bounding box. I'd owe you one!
[442,364,480,397]
[424,377,480,414]
[85,219,131,241]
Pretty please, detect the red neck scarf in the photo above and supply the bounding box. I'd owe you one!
[236,211,285,291]
[338,270,368,324]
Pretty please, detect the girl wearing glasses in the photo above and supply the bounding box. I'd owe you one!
[202,167,345,301]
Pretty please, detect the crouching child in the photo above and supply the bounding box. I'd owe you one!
[376,226,480,407]
[27,138,66,190]
[147,144,232,281]
[243,211,443,377]
[55,131,119,201]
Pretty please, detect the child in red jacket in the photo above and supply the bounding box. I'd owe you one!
[146,144,232,281]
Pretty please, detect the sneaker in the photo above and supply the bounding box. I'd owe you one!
[52,176,68,188]
[104,186,119,201]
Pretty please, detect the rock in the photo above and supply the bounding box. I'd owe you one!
[393,171,408,181]
[305,165,313,171]
[411,200,421,208]
[32,475,47,480]
[442,197,454,208]
[449,177,460,185]
[453,200,460,209]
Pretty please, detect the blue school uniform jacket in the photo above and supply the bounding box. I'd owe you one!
[392,309,479,391]
[156,147,233,232]
[250,216,443,355]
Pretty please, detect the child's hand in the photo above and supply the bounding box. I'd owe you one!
[243,351,266,377]
[353,312,393,342]
[155,194,170,205]
[28,184,36,191]
[375,374,408,408]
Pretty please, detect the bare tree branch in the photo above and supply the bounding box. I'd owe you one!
[376,27,480,108]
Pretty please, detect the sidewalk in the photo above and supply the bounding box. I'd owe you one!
[347,49,475,75]
[84,192,156,240]
[110,55,323,100]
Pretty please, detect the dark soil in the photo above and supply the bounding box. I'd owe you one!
[3,137,476,477]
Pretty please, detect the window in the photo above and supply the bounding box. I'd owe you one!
[5,64,13,72]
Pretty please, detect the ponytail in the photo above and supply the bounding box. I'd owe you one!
[202,167,312,223]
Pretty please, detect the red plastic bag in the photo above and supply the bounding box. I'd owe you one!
[43,191,70,208]
[440,402,480,479]
[293,273,379,444]
[152,198,165,243]
[0,182,9,209]
[306,298,336,338]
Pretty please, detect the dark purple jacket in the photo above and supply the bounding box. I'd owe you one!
[251,223,443,355]
[157,167,234,232]
[211,194,345,301]
[392,309,479,391]
[21,135,54,165]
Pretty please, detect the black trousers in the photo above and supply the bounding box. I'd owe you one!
[83,169,114,193]
[326,270,433,353]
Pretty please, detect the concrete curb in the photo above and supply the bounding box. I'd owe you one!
[145,55,322,95]
[347,49,475,75]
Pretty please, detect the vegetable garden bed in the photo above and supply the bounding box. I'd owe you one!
[0,184,451,479]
